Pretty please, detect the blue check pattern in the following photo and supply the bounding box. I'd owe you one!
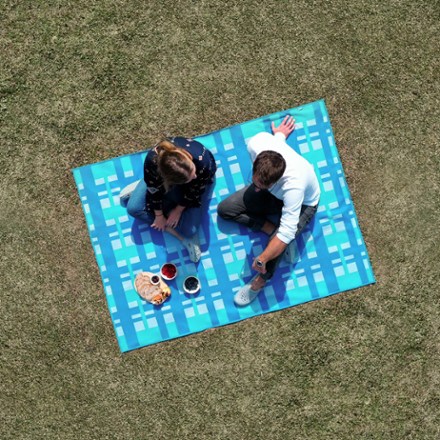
[73,100,375,352]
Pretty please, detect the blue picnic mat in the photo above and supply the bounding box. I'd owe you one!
[73,99,375,352]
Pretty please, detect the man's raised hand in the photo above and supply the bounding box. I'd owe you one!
[271,115,295,139]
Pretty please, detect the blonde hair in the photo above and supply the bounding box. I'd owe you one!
[156,140,194,191]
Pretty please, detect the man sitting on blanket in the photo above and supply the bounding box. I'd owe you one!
[217,116,321,306]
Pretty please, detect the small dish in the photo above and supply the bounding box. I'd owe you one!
[149,274,160,285]
[161,263,177,281]
[183,276,200,295]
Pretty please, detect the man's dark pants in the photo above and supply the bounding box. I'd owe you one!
[217,184,318,281]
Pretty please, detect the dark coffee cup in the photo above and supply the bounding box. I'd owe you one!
[183,276,200,294]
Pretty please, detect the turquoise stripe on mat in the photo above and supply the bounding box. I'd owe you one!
[73,99,375,352]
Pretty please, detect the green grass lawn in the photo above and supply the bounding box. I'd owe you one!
[1,0,439,438]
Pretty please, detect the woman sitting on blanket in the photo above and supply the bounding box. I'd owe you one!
[124,137,217,262]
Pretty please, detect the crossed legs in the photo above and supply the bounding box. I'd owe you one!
[218,184,318,304]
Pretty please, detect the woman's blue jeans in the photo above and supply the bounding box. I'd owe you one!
[126,179,213,238]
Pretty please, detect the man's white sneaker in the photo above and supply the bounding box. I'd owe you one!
[119,180,141,207]
[182,234,201,263]
[234,276,263,306]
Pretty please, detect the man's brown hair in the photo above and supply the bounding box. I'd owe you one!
[252,150,286,187]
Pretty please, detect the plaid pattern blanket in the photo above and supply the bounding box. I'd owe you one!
[73,99,375,352]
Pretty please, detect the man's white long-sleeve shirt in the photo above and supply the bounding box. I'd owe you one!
[247,131,321,244]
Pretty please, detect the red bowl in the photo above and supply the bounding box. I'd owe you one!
[160,263,177,281]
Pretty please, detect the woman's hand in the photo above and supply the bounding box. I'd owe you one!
[151,214,167,231]
[166,206,185,229]
[271,115,295,139]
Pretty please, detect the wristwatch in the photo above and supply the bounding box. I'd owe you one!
[256,259,264,268]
